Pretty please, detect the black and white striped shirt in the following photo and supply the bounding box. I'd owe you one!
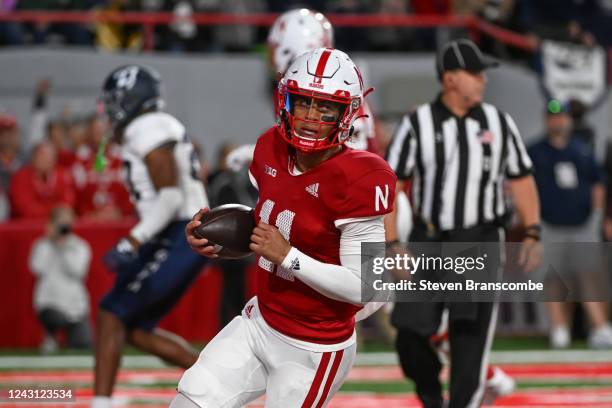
[386,95,533,231]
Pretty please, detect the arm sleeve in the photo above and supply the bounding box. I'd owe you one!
[28,89,48,150]
[505,113,534,179]
[130,186,183,243]
[280,216,385,305]
[29,109,47,150]
[385,114,417,179]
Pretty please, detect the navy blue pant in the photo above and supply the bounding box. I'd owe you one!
[101,221,207,331]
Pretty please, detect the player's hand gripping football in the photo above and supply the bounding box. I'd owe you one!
[250,222,292,265]
[185,208,219,259]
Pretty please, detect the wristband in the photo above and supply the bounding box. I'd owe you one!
[385,240,400,249]
[524,232,541,241]
[525,224,541,233]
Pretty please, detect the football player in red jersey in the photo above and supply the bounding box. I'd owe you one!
[170,48,396,408]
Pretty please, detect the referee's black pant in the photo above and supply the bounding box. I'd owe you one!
[392,222,502,408]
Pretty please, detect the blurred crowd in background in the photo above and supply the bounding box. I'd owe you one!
[0,0,610,57]
[0,80,135,223]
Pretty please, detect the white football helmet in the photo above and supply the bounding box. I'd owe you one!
[277,48,369,153]
[267,8,334,76]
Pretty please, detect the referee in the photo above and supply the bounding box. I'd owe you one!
[385,39,542,408]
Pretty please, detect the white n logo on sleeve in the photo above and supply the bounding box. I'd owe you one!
[375,185,389,212]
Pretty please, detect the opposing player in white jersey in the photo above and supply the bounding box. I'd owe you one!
[92,65,209,408]
[226,8,380,172]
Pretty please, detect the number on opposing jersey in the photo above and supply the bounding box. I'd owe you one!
[257,199,296,281]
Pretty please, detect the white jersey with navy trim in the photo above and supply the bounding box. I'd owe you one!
[122,111,208,221]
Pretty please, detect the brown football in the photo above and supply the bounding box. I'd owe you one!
[192,204,255,259]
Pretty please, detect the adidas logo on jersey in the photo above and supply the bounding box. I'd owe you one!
[305,183,319,197]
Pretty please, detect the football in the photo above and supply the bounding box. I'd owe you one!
[192,204,256,259]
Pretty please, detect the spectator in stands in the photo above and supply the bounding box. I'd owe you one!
[207,142,257,325]
[0,0,24,46]
[66,116,88,153]
[71,114,133,220]
[18,0,92,45]
[267,0,328,12]
[0,112,22,194]
[515,0,598,46]
[47,119,75,168]
[30,79,52,148]
[9,141,75,219]
[213,0,266,52]
[325,0,374,51]
[29,79,76,168]
[29,205,92,353]
[580,0,612,47]
[528,103,612,349]
[568,98,595,152]
[368,0,414,51]
[160,0,198,52]
[410,0,453,50]
[94,0,143,51]
[453,0,518,57]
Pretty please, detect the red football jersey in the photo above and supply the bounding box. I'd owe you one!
[249,127,396,345]
[9,165,76,220]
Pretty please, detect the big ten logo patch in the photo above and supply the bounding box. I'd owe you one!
[265,165,277,177]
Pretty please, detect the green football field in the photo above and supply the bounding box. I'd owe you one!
[1,338,611,407]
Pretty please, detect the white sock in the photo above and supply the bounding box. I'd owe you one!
[91,396,112,408]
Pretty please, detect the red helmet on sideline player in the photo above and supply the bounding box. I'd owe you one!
[267,8,333,76]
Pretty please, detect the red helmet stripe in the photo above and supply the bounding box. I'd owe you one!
[314,48,333,79]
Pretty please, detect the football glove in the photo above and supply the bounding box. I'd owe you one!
[103,238,138,272]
